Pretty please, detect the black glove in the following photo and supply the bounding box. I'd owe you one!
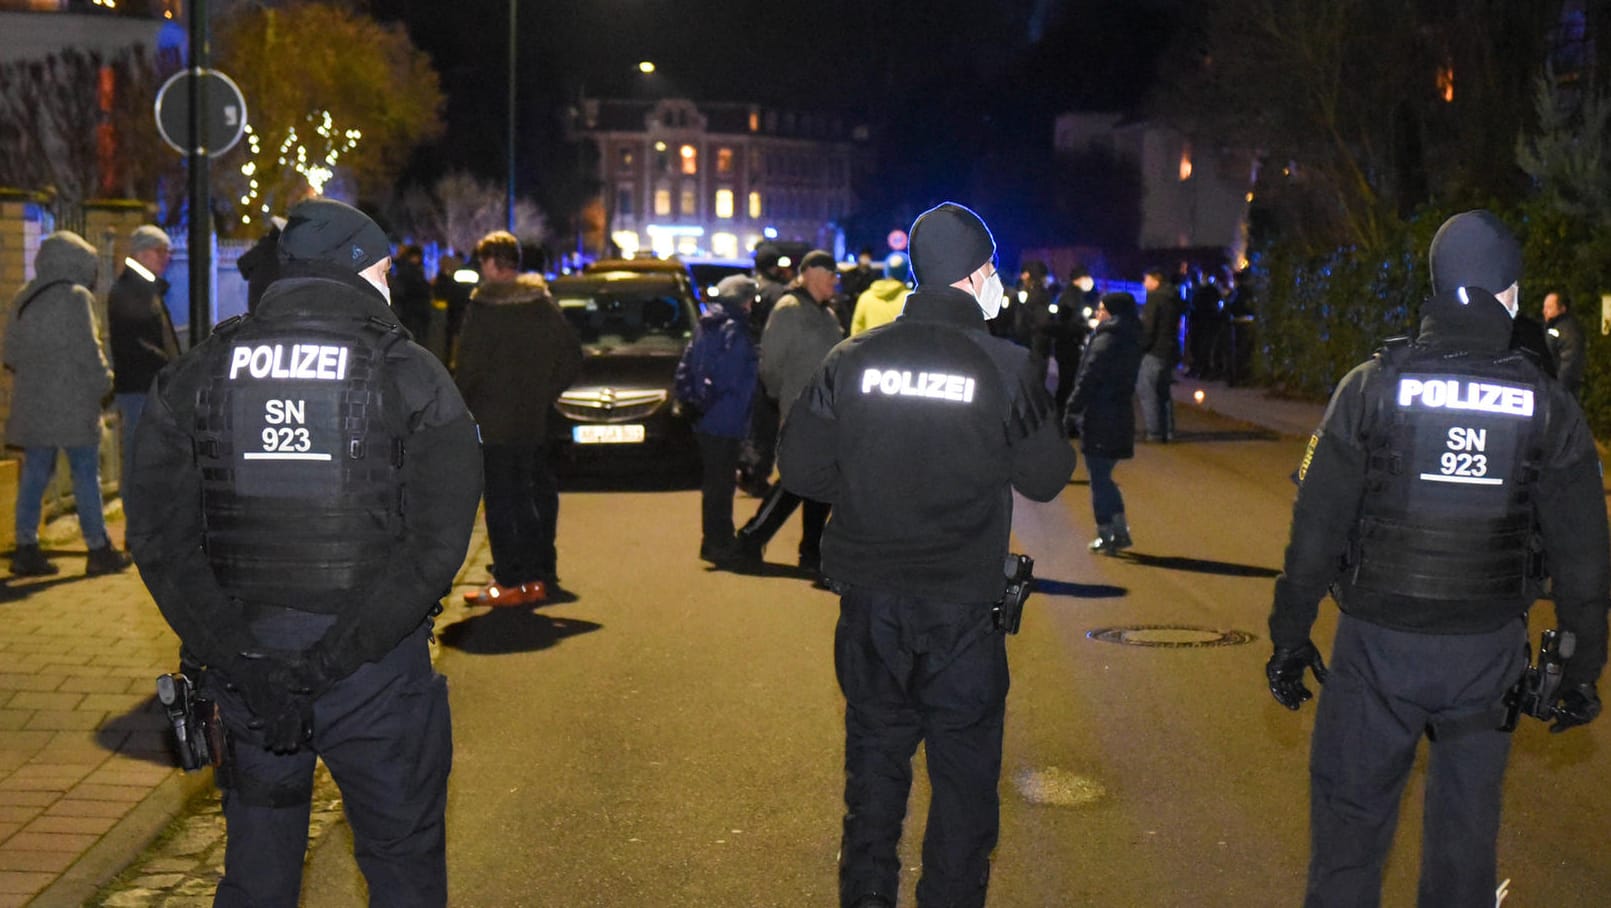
[1266,641,1328,711]
[235,657,317,754]
[1550,683,1602,734]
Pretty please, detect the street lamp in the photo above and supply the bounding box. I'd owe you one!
[638,60,656,74]
[506,0,517,231]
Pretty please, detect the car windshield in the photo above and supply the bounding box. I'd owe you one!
[554,290,693,352]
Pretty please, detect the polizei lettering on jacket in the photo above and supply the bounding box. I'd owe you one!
[1395,376,1533,417]
[227,344,350,382]
[860,368,976,403]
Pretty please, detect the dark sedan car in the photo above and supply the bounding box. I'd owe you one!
[547,270,701,471]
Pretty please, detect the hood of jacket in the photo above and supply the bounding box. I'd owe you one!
[32,231,97,289]
[256,262,402,328]
[863,278,911,304]
[700,298,745,329]
[471,273,549,306]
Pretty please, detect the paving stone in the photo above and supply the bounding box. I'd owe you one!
[44,799,132,819]
[4,690,83,711]
[0,713,30,733]
[0,673,66,693]
[0,870,52,895]
[3,829,99,852]
[0,846,76,872]
[78,692,153,714]
[0,808,37,826]
[58,674,139,695]
[22,709,105,731]
[64,783,148,804]
[22,813,117,835]
[0,791,56,808]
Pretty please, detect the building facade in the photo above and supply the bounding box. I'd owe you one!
[576,97,870,261]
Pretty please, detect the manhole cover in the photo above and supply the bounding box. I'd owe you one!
[1014,766,1106,807]
[1086,624,1257,648]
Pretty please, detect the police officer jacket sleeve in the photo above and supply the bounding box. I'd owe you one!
[1009,355,1078,502]
[777,359,841,503]
[126,363,259,675]
[1533,393,1611,687]
[1268,362,1373,650]
[310,351,483,683]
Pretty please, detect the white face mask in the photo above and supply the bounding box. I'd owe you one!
[1075,277,1094,293]
[361,271,392,304]
[976,272,1004,320]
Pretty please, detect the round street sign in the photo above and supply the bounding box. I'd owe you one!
[155,69,248,158]
[887,228,908,251]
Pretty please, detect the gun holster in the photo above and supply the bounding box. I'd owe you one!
[1501,628,1575,732]
[992,553,1035,635]
[155,672,227,772]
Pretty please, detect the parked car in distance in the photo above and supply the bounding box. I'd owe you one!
[547,269,700,472]
[678,256,753,302]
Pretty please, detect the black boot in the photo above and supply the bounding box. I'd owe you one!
[85,544,133,576]
[11,544,58,577]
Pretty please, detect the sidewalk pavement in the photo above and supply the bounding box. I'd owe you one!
[1168,375,1325,439]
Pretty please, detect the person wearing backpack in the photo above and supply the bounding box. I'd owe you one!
[677,274,759,563]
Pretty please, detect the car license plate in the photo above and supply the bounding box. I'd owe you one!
[573,424,646,444]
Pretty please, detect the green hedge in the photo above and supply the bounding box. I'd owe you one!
[1250,204,1611,438]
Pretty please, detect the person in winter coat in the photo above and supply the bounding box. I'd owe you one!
[5,231,130,577]
[1065,291,1145,554]
[680,274,760,563]
[1136,266,1183,442]
[236,218,284,315]
[454,231,583,606]
[849,252,913,336]
[108,224,178,493]
[1543,290,1585,399]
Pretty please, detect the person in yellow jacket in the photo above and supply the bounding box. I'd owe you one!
[848,252,914,336]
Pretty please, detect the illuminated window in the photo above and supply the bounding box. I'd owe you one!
[680,144,698,175]
[748,191,763,219]
[618,148,634,172]
[712,232,739,258]
[617,185,634,217]
[715,188,734,219]
[1178,142,1193,182]
[748,109,760,132]
[654,186,672,216]
[680,184,698,217]
[1437,64,1454,102]
[716,148,734,175]
[612,231,640,257]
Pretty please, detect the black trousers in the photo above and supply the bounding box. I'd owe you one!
[1305,612,1525,908]
[738,480,829,558]
[695,431,741,546]
[739,391,779,484]
[205,618,451,908]
[835,587,1008,908]
[482,442,559,587]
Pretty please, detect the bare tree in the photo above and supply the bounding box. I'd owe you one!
[393,172,547,255]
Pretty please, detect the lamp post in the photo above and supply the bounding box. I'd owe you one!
[506,0,517,232]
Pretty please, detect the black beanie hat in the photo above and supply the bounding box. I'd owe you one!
[1429,209,1521,294]
[908,202,996,287]
[1099,290,1138,320]
[278,198,390,272]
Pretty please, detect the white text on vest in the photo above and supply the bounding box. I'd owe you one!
[229,344,350,381]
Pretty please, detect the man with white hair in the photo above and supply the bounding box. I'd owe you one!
[109,224,179,492]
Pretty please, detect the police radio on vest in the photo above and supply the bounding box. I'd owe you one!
[229,344,350,381]
[1395,377,1533,417]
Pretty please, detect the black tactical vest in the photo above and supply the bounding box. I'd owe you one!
[1350,339,1549,601]
[193,312,409,610]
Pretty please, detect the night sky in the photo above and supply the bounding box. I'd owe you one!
[365,0,1189,251]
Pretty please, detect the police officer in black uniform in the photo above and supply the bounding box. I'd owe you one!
[1266,210,1609,908]
[779,202,1076,908]
[127,199,483,908]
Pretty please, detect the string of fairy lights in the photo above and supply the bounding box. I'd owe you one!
[238,110,361,225]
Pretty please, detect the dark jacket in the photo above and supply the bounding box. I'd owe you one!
[1546,310,1586,395]
[126,264,483,686]
[691,299,758,438]
[1269,288,1609,688]
[1067,306,1143,460]
[236,224,282,315]
[1138,286,1183,365]
[454,274,583,445]
[1510,313,1557,378]
[108,258,179,394]
[777,285,1077,602]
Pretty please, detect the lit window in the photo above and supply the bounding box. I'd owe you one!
[618,148,634,172]
[748,191,763,219]
[680,144,698,175]
[680,184,698,216]
[1437,64,1454,102]
[748,109,760,132]
[715,188,734,219]
[712,232,739,258]
[716,148,734,175]
[612,231,640,257]
[1178,142,1193,182]
[654,187,672,216]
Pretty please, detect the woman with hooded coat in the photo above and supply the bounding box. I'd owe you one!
[1065,291,1145,554]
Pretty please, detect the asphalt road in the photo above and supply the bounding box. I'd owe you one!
[298,405,1611,907]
